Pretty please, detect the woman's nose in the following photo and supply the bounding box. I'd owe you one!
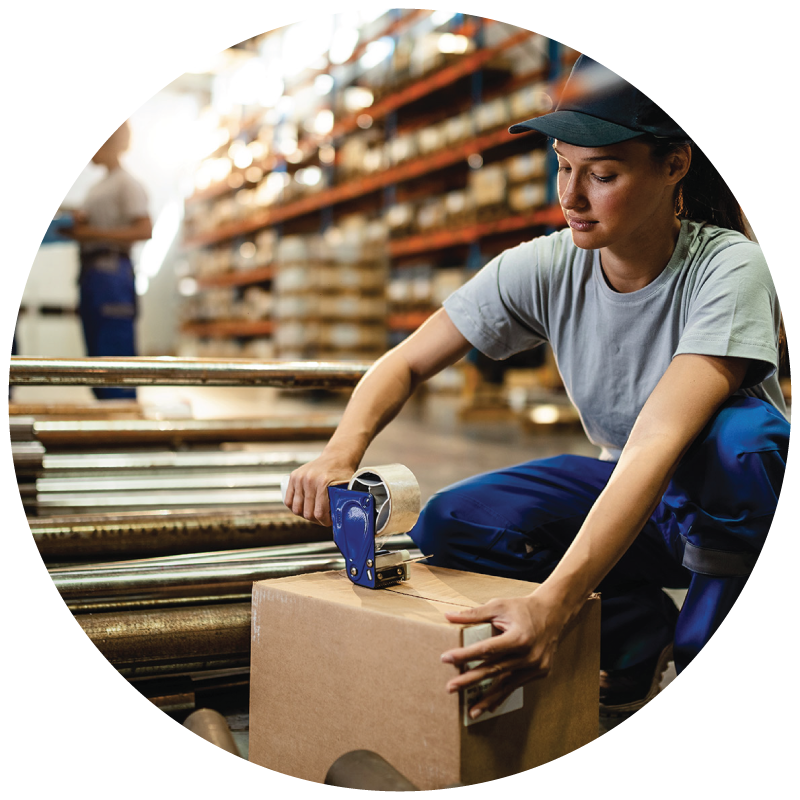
[559,176,584,210]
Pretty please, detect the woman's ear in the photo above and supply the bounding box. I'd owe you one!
[666,144,692,185]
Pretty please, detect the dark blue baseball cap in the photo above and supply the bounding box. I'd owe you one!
[509,55,688,146]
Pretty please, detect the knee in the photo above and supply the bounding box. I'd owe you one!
[409,488,463,558]
[698,396,789,469]
[671,396,789,534]
[683,397,789,494]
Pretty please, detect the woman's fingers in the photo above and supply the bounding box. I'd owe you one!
[467,668,549,719]
[285,464,352,525]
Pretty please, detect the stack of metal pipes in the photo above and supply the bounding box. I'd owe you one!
[11,357,418,707]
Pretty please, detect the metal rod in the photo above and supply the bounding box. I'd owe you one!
[11,441,45,474]
[34,487,286,514]
[59,534,416,570]
[9,401,143,419]
[20,446,321,483]
[30,508,330,560]
[66,594,253,614]
[76,602,252,669]
[29,416,341,448]
[50,553,350,598]
[36,471,287,494]
[37,448,322,474]
[51,538,419,611]
[9,356,370,388]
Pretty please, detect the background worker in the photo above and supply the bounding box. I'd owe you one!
[59,120,152,400]
[284,56,789,719]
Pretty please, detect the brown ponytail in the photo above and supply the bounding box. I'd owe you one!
[648,136,789,375]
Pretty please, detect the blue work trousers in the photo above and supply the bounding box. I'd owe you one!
[409,396,789,674]
[79,251,137,400]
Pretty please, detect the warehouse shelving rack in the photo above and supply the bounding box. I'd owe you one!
[180,13,574,349]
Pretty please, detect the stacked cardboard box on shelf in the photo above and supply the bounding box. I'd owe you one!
[273,217,388,361]
[184,74,552,233]
[180,15,571,364]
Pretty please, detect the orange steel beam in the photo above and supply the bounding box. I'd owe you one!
[180,320,274,338]
[328,28,534,140]
[186,25,534,210]
[195,266,274,290]
[387,205,566,258]
[184,126,538,247]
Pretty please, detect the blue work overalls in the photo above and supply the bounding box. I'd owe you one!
[409,396,789,674]
[79,249,137,400]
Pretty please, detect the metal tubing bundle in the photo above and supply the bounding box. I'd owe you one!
[77,603,253,676]
[9,356,370,388]
[30,508,331,561]
[52,553,348,602]
[12,355,387,682]
[18,415,341,449]
[70,535,421,673]
[50,536,417,611]
[21,446,325,521]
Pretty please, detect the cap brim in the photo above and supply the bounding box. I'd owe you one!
[509,110,646,147]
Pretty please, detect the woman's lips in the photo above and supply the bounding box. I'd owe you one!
[567,217,597,231]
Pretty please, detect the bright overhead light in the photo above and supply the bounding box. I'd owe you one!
[232,149,252,169]
[359,37,394,70]
[296,166,322,186]
[437,33,470,54]
[530,405,560,425]
[344,86,374,112]
[314,74,335,95]
[313,109,334,135]
[329,28,359,65]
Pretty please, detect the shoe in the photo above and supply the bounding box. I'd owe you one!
[599,643,673,718]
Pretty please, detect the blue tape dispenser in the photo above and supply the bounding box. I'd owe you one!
[328,464,420,589]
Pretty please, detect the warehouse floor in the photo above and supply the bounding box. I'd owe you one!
[17,382,680,758]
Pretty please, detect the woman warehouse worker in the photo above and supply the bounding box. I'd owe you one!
[60,121,152,399]
[284,55,790,718]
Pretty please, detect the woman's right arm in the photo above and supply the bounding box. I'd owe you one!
[284,308,472,525]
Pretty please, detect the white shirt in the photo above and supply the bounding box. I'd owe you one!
[82,166,149,252]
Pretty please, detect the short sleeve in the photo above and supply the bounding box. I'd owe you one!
[674,240,781,387]
[442,239,549,359]
[120,175,149,221]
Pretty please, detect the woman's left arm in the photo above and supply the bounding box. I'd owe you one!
[442,352,749,718]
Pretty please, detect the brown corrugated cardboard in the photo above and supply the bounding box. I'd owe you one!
[249,564,600,789]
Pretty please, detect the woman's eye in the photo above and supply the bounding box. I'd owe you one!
[557,165,570,173]
[592,174,615,183]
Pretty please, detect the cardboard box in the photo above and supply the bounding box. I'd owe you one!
[249,564,600,789]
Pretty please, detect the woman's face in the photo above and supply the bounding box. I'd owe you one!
[554,138,682,252]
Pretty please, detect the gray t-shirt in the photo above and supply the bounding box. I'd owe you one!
[82,167,149,252]
[443,220,787,461]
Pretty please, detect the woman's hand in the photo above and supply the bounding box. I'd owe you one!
[441,591,574,720]
[284,451,359,526]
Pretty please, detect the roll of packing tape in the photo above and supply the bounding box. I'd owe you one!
[280,473,291,504]
[348,463,421,536]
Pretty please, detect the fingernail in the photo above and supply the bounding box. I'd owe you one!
[469,708,483,720]
[441,654,453,664]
